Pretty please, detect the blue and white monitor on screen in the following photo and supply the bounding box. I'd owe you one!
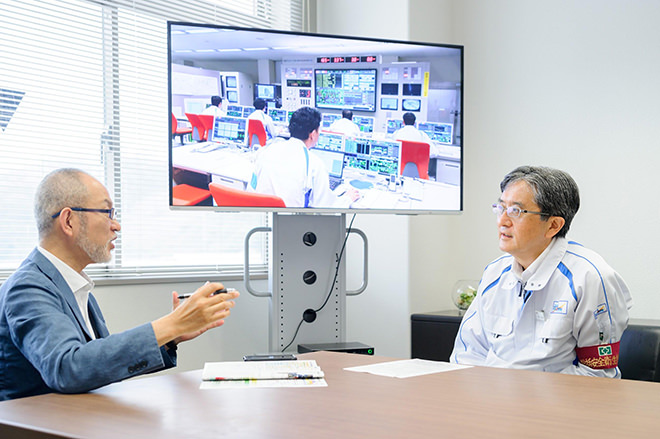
[321,113,341,129]
[242,106,255,118]
[209,116,247,144]
[353,116,374,134]
[226,90,238,103]
[386,119,404,134]
[316,132,344,152]
[380,97,398,111]
[269,108,289,123]
[418,122,454,144]
[226,104,244,118]
[312,148,345,181]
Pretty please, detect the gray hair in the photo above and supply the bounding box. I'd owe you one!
[34,168,91,238]
[500,166,580,238]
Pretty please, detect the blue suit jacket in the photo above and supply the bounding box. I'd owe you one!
[0,249,176,401]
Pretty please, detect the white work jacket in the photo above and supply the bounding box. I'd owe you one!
[392,125,432,143]
[250,138,337,208]
[247,109,277,139]
[328,118,361,137]
[451,237,633,377]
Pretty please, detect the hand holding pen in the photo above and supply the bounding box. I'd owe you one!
[178,287,237,300]
[153,282,240,347]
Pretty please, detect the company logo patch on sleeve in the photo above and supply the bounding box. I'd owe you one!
[594,303,607,317]
[576,342,620,369]
[551,300,568,314]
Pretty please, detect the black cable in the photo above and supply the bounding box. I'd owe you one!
[281,318,305,352]
[281,214,357,352]
[314,213,356,313]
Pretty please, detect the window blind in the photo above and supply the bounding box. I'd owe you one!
[0,0,304,282]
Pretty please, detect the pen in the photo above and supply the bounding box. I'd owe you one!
[177,287,236,300]
[205,373,319,381]
[287,373,316,379]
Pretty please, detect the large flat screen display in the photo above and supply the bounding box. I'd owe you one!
[168,22,463,214]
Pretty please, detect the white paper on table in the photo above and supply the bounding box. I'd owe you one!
[200,378,327,390]
[344,359,472,378]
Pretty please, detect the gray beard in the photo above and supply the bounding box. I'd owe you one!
[76,220,112,264]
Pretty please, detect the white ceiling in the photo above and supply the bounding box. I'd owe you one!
[170,24,459,64]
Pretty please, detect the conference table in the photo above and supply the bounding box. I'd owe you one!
[1,351,659,438]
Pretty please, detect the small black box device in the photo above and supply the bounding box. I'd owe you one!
[297,342,374,355]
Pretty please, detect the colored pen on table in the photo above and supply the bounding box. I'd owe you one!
[177,287,236,300]
[206,373,318,381]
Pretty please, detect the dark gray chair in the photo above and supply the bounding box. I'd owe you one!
[618,324,660,382]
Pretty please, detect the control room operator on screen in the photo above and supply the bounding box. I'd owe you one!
[0,168,239,401]
[247,98,277,140]
[328,109,361,137]
[451,166,632,377]
[393,112,432,143]
[250,106,358,208]
[201,95,226,118]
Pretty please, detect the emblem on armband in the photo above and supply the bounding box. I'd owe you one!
[576,341,620,369]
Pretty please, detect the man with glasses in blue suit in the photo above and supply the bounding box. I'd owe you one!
[451,166,632,377]
[0,168,239,400]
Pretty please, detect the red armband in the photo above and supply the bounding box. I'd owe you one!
[575,341,620,369]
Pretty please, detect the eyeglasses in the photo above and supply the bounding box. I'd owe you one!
[52,207,116,220]
[492,203,548,219]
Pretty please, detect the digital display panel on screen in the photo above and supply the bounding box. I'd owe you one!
[402,98,421,112]
[315,69,377,112]
[401,83,422,96]
[168,22,464,214]
[380,97,398,110]
[255,84,275,99]
[381,83,399,95]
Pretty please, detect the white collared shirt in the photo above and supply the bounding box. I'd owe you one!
[37,246,96,339]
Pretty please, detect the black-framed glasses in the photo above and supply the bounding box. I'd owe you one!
[492,203,548,219]
[52,207,116,220]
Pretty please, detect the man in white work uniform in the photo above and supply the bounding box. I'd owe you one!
[328,109,361,137]
[250,107,358,208]
[451,166,632,377]
[392,112,431,143]
[201,96,225,118]
[247,98,277,140]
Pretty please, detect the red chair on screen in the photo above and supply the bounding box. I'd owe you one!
[400,140,430,180]
[198,114,215,141]
[185,113,207,141]
[172,113,192,144]
[209,183,286,207]
[172,184,212,206]
[247,119,268,148]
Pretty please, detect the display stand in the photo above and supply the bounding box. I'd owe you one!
[244,213,368,352]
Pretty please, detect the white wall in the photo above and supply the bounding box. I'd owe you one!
[94,0,660,375]
[415,0,660,320]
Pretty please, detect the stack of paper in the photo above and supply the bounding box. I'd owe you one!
[200,360,327,389]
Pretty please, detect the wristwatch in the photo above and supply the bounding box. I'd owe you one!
[166,340,178,352]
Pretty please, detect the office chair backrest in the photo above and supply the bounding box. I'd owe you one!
[247,118,268,148]
[209,182,286,207]
[172,113,193,142]
[185,113,206,141]
[198,114,215,140]
[618,324,660,382]
[400,140,430,180]
[172,184,212,206]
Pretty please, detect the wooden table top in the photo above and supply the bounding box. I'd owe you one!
[1,351,660,438]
